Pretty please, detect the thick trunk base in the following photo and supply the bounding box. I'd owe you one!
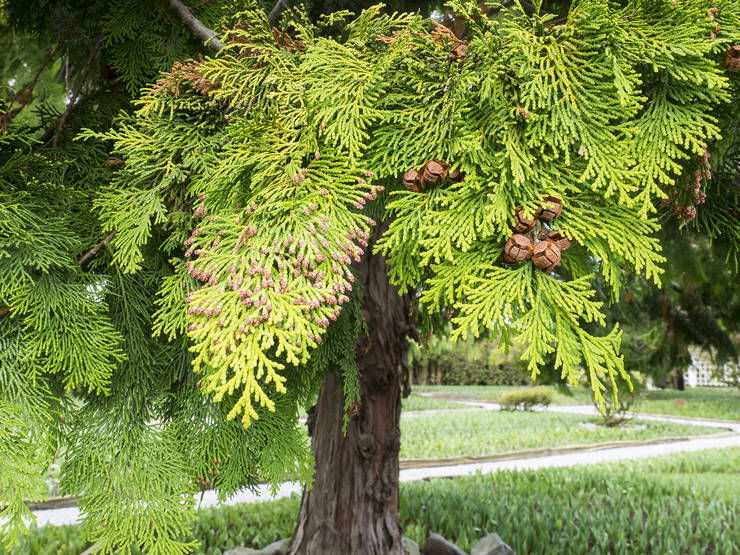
[289,247,411,555]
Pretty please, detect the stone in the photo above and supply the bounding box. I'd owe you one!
[260,537,292,555]
[223,538,291,555]
[471,533,515,555]
[422,533,468,555]
[403,536,422,555]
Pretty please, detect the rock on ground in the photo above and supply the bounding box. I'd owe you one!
[471,533,515,555]
[403,536,421,555]
[224,537,291,555]
[422,533,468,555]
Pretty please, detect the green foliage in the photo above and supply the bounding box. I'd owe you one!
[498,385,554,410]
[2,0,740,550]
[0,401,50,550]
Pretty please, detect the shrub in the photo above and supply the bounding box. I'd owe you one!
[498,386,554,410]
[594,374,645,426]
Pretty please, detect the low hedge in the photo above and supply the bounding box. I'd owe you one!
[498,386,554,410]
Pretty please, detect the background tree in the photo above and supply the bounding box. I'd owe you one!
[1,1,739,554]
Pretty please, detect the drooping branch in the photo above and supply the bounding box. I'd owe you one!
[77,230,117,266]
[164,0,225,51]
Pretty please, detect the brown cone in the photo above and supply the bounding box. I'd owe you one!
[726,46,740,72]
[503,234,533,265]
[532,240,561,273]
[448,167,465,183]
[546,230,572,252]
[538,195,563,222]
[403,168,422,192]
[513,206,537,233]
[451,42,468,62]
[421,160,448,187]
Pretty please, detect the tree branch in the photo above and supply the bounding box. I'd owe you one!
[77,230,117,266]
[268,0,289,26]
[53,36,105,148]
[164,0,225,51]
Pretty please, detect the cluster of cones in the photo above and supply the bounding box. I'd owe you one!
[378,21,468,65]
[502,196,571,274]
[403,159,464,192]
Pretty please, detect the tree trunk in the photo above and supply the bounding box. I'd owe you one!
[289,245,413,554]
[674,369,685,391]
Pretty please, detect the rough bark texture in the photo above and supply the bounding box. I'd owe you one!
[289,245,413,555]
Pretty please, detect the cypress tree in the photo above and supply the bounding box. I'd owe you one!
[1,1,739,553]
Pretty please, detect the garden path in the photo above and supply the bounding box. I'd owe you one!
[28,403,740,528]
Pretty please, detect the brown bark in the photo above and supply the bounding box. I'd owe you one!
[289,245,413,554]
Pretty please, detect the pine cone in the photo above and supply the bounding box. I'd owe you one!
[403,168,422,192]
[421,159,449,187]
[725,45,740,72]
[503,234,533,264]
[545,230,572,252]
[448,167,465,183]
[450,42,468,63]
[538,195,563,222]
[532,240,561,273]
[513,206,537,233]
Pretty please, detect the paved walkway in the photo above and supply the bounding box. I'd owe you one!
[28,401,740,528]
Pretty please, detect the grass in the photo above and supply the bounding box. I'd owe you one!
[399,447,740,553]
[414,385,740,421]
[16,448,740,554]
[399,409,719,459]
[636,387,740,421]
[401,393,469,411]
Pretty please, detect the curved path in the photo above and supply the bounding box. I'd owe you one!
[27,402,740,528]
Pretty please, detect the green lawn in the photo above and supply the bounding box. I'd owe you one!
[413,385,740,421]
[401,393,469,411]
[18,448,740,555]
[636,387,740,421]
[400,447,740,553]
[399,409,718,460]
